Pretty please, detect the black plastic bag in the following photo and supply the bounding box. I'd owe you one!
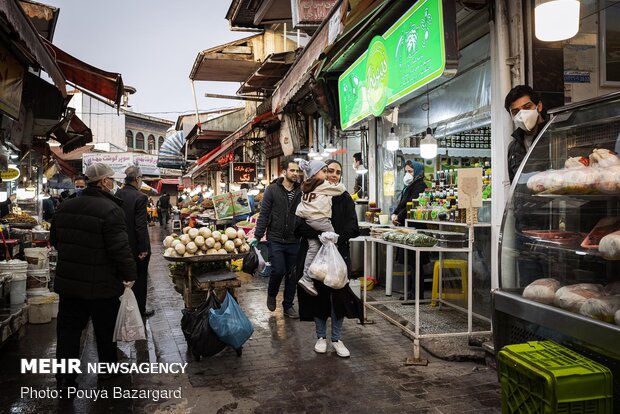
[181,291,227,360]
[242,247,259,274]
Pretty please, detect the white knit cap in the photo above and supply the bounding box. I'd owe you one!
[299,159,326,178]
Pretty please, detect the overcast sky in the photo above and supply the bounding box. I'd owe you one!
[44,0,252,121]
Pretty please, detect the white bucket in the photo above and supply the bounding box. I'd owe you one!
[9,273,27,305]
[0,259,29,273]
[44,292,59,318]
[24,248,49,270]
[26,287,50,298]
[26,268,49,290]
[27,295,54,324]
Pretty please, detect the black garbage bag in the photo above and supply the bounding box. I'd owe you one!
[242,247,259,274]
[181,291,227,360]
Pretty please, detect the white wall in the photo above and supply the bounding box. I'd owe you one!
[72,92,126,151]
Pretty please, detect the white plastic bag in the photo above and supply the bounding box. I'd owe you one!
[113,287,146,342]
[255,247,266,273]
[308,232,348,289]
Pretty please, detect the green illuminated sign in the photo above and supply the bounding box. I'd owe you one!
[338,0,457,129]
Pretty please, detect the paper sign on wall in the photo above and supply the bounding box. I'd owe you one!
[457,168,482,209]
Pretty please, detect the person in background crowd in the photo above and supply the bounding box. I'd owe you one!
[296,159,362,357]
[60,190,70,203]
[251,157,302,318]
[157,192,171,226]
[42,189,55,222]
[391,160,426,226]
[352,152,368,200]
[115,166,153,317]
[68,175,87,199]
[504,85,549,183]
[50,163,136,390]
[0,194,16,218]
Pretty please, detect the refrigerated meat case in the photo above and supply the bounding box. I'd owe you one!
[495,92,620,400]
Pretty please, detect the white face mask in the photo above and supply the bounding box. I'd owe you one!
[513,109,539,133]
[403,172,414,186]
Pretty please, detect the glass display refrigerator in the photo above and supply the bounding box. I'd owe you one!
[495,92,620,400]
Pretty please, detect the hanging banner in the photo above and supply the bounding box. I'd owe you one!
[83,152,161,178]
[0,44,25,120]
[338,0,458,129]
[213,190,251,219]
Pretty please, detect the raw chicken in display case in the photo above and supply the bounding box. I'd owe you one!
[495,92,620,402]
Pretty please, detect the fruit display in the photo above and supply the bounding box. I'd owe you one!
[5,212,37,225]
[163,226,250,258]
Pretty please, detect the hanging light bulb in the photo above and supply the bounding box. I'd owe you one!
[535,0,580,41]
[294,157,304,162]
[313,155,324,161]
[320,150,330,158]
[385,127,399,152]
[324,141,337,153]
[307,150,319,158]
[256,183,265,189]
[420,127,438,159]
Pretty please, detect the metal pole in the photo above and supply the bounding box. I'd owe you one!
[284,23,287,52]
[190,80,201,163]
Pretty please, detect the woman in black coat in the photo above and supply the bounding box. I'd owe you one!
[391,160,426,226]
[295,159,362,358]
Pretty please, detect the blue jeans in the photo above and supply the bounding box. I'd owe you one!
[314,308,344,341]
[267,241,299,310]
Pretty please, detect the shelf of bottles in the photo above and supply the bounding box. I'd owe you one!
[408,164,492,224]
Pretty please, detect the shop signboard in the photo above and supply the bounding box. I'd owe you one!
[217,152,234,167]
[291,0,338,29]
[0,44,25,120]
[82,152,161,178]
[231,163,256,183]
[212,189,251,219]
[338,0,458,129]
[0,167,20,181]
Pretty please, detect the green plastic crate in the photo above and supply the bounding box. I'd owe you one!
[498,341,613,414]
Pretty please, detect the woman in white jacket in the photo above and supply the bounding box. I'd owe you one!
[295,159,345,296]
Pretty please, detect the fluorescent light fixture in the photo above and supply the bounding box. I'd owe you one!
[9,154,18,159]
[42,177,48,184]
[420,128,438,159]
[535,0,580,41]
[385,127,399,152]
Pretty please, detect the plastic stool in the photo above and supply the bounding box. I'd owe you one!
[171,220,182,232]
[431,259,467,306]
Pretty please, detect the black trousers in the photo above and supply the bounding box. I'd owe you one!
[56,295,120,382]
[132,255,150,314]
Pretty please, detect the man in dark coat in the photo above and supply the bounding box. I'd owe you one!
[157,192,171,226]
[251,157,302,318]
[116,166,152,317]
[504,85,549,183]
[51,163,137,390]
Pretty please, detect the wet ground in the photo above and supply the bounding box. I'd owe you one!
[0,225,502,413]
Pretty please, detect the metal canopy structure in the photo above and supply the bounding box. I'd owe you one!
[189,35,262,82]
[237,50,298,95]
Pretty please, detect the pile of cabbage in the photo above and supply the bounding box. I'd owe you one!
[163,227,250,258]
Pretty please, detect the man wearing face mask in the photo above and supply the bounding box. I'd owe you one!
[391,160,426,226]
[50,163,136,390]
[505,85,549,183]
[68,175,87,199]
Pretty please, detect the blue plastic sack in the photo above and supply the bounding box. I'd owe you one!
[208,292,254,349]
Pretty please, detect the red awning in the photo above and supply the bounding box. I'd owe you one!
[155,178,182,194]
[41,37,124,107]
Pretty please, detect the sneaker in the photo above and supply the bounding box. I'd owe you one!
[332,340,350,358]
[314,338,327,354]
[283,306,299,319]
[267,296,276,311]
[298,278,318,296]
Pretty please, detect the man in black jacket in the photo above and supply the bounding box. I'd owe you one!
[116,166,152,317]
[505,85,549,183]
[51,163,137,390]
[157,192,171,226]
[252,158,301,318]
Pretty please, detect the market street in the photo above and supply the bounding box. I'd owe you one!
[0,226,501,413]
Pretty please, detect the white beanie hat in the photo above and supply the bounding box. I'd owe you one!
[299,159,326,178]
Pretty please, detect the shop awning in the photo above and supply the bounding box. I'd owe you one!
[237,50,298,95]
[0,0,66,95]
[189,34,262,82]
[19,0,59,42]
[155,178,182,194]
[48,110,93,153]
[54,156,78,178]
[41,37,124,107]
[157,130,185,169]
[271,1,346,113]
[49,144,94,161]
